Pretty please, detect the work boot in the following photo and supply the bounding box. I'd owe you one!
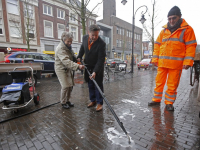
[62,103,70,109]
[87,101,96,108]
[96,104,103,112]
[148,101,161,106]
[166,104,174,111]
[66,101,74,107]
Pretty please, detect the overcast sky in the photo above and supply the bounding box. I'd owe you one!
[87,0,200,44]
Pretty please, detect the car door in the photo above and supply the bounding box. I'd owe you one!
[14,54,24,63]
[33,54,48,73]
[41,54,55,73]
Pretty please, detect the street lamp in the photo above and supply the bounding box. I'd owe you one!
[121,0,148,73]
[121,0,127,5]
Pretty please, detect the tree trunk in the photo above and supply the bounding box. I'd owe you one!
[81,0,86,35]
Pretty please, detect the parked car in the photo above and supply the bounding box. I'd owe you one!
[137,59,151,70]
[4,52,55,73]
[106,58,127,68]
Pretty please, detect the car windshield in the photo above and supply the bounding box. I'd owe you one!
[141,59,150,62]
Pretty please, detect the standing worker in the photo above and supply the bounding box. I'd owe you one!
[148,6,197,111]
[77,24,106,112]
[55,32,85,109]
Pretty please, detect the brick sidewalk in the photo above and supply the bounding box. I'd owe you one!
[0,69,200,150]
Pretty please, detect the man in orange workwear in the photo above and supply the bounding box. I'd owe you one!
[148,6,197,111]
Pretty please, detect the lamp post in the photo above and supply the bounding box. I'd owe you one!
[121,0,147,73]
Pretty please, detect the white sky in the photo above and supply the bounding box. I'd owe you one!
[87,0,200,44]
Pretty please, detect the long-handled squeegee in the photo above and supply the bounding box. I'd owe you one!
[81,61,131,143]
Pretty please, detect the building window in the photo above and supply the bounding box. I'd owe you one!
[127,41,129,48]
[117,27,119,34]
[24,4,34,18]
[80,29,83,42]
[70,26,77,41]
[119,28,121,35]
[127,30,128,37]
[58,23,65,39]
[43,4,52,16]
[44,20,53,37]
[99,30,103,36]
[89,20,94,26]
[70,13,76,22]
[7,0,19,15]
[57,9,65,19]
[129,31,131,38]
[44,45,54,51]
[26,25,35,38]
[0,19,3,35]
[116,39,119,47]
[138,34,140,40]
[119,40,122,47]
[9,21,20,37]
[122,29,124,36]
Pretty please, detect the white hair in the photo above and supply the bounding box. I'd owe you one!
[61,31,73,41]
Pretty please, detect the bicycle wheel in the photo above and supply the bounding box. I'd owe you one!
[190,65,195,86]
[104,70,109,81]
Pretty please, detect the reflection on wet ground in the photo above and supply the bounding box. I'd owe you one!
[0,69,200,150]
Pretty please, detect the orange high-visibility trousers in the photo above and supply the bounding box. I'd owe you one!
[152,67,182,105]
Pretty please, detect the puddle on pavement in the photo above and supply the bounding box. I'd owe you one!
[119,112,135,121]
[122,99,150,113]
[106,127,136,149]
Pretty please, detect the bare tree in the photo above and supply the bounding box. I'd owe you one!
[62,0,103,36]
[11,0,38,52]
[142,0,162,54]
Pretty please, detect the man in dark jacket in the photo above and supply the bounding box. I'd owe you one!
[77,24,106,112]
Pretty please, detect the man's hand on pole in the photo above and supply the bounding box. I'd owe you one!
[90,72,96,80]
[183,65,190,70]
[77,58,81,62]
[79,65,85,70]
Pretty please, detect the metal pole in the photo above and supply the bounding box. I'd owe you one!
[131,0,135,73]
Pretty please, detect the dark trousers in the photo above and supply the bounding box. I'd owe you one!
[88,79,104,105]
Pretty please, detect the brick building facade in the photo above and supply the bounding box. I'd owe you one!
[38,0,96,55]
[0,0,96,55]
[0,0,40,54]
[99,0,143,63]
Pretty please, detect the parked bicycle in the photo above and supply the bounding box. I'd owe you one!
[190,60,200,86]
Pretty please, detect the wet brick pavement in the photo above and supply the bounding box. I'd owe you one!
[0,68,200,150]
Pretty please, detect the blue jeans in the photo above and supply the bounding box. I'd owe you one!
[88,79,104,105]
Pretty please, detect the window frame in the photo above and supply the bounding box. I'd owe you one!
[0,18,3,35]
[9,20,21,38]
[57,23,65,39]
[57,8,65,19]
[7,0,19,15]
[44,20,53,38]
[43,4,52,16]
[70,26,77,41]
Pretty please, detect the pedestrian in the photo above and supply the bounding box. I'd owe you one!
[77,24,106,112]
[55,32,85,109]
[148,6,197,111]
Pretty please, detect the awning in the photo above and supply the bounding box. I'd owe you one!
[43,51,55,55]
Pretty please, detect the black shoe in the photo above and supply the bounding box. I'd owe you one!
[62,104,70,109]
[148,101,161,106]
[166,104,174,111]
[66,101,74,107]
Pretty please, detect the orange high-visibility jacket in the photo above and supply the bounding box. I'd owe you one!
[152,19,197,70]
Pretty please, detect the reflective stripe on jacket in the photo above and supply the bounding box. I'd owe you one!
[152,19,197,69]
